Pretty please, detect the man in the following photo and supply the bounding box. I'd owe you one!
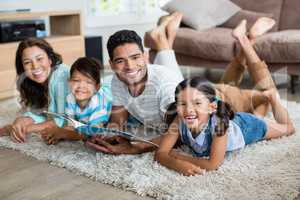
[86,16,278,154]
[106,13,184,133]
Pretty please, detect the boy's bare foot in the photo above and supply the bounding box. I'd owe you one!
[249,17,275,39]
[166,12,183,48]
[232,19,247,40]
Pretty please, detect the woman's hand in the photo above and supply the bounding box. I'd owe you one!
[9,117,34,143]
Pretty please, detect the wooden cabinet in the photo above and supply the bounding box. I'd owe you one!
[0,10,85,99]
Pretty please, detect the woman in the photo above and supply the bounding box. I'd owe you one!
[0,38,70,143]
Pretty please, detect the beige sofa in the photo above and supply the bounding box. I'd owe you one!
[145,0,300,93]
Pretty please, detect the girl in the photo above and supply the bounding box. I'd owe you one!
[155,77,295,176]
[42,57,112,145]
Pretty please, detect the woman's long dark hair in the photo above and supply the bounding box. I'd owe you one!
[15,37,62,109]
[166,77,235,136]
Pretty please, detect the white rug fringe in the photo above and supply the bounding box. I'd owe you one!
[0,98,299,200]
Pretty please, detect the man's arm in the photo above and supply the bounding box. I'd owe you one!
[86,134,161,154]
[107,105,129,130]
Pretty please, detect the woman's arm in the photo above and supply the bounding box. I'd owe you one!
[170,134,228,171]
[26,120,57,133]
[154,119,205,176]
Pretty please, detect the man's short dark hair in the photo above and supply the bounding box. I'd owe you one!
[107,30,144,60]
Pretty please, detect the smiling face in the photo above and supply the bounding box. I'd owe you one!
[69,70,99,108]
[109,43,148,85]
[21,46,52,84]
[176,87,216,133]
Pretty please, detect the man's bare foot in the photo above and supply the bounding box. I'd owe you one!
[232,19,247,40]
[157,14,174,26]
[144,23,170,50]
[249,17,275,39]
[166,12,183,48]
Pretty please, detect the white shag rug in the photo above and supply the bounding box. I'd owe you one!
[0,98,299,200]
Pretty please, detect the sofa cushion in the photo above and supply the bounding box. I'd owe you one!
[254,30,300,63]
[279,0,300,30]
[173,27,236,62]
[221,9,275,31]
[230,0,283,31]
[162,0,240,31]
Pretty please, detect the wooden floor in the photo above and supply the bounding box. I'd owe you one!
[0,147,152,200]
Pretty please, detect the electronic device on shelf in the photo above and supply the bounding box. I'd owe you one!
[0,19,46,43]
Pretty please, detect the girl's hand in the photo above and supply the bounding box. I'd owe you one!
[0,125,11,136]
[176,161,206,176]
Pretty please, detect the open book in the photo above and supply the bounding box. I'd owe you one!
[43,111,159,147]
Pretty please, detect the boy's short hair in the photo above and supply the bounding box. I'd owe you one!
[107,30,144,60]
[70,57,102,85]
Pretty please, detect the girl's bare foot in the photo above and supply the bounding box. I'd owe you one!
[0,125,11,137]
[262,88,280,105]
[166,12,183,48]
[232,19,247,40]
[249,17,275,40]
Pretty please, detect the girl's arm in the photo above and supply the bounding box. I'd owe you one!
[154,119,205,176]
[170,133,228,171]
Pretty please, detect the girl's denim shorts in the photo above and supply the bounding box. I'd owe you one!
[233,112,268,145]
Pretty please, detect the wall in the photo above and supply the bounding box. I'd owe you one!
[0,0,165,65]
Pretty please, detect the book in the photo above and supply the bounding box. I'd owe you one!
[43,111,159,147]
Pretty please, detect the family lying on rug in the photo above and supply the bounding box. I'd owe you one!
[0,12,295,176]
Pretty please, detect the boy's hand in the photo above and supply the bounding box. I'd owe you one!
[40,127,67,145]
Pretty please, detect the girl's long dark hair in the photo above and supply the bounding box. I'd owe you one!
[166,77,235,136]
[15,37,62,109]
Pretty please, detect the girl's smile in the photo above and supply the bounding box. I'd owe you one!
[177,87,216,133]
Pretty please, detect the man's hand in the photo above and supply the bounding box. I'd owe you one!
[86,135,136,154]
